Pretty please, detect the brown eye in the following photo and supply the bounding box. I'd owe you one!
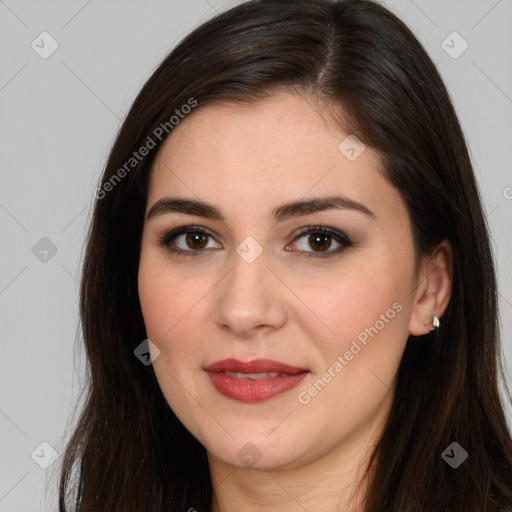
[185,232,208,249]
[308,233,332,252]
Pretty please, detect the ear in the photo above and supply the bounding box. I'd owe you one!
[409,240,453,336]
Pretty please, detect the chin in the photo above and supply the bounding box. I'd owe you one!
[200,425,314,471]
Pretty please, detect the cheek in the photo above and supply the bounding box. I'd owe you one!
[138,252,207,343]
[290,263,410,432]
[137,256,209,426]
[137,260,208,398]
[295,253,412,355]
[295,247,413,385]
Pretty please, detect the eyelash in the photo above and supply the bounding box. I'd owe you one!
[158,224,354,259]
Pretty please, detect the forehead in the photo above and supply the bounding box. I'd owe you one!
[147,92,404,222]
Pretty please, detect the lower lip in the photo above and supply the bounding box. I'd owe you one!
[207,371,309,403]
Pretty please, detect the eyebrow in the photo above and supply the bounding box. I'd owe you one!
[146,195,376,223]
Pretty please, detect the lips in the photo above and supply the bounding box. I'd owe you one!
[205,358,306,374]
[204,358,309,403]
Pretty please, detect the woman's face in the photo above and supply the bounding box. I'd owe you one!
[138,91,424,471]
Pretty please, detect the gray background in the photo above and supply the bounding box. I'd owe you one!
[1,0,511,510]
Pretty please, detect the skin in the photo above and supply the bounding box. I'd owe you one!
[137,91,452,511]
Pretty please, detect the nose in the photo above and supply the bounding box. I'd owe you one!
[213,249,287,337]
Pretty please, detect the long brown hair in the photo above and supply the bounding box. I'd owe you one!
[58,1,512,510]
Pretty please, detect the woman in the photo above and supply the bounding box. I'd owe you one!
[58,0,512,510]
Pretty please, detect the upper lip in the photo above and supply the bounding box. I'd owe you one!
[204,358,308,374]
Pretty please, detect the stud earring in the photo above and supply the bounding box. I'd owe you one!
[430,315,440,331]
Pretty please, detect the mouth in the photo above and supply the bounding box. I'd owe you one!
[204,358,310,403]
